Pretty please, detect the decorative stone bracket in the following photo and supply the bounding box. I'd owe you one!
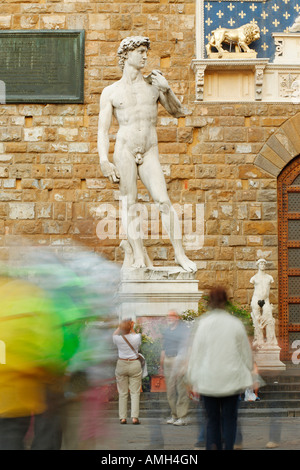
[191,58,269,102]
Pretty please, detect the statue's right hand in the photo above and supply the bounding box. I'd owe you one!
[100,161,120,183]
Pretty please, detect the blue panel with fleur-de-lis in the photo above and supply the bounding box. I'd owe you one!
[204,0,300,61]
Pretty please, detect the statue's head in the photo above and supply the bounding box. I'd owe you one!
[256,258,267,270]
[117,36,151,70]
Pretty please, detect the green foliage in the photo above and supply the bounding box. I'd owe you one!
[134,323,163,389]
[180,296,208,322]
[180,296,254,336]
[226,300,254,336]
[140,337,162,376]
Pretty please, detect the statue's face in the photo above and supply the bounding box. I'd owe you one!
[258,261,266,271]
[126,45,148,70]
[254,27,260,40]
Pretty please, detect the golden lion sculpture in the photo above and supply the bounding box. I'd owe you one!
[206,23,260,58]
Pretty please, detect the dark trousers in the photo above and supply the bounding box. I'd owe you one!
[0,413,62,450]
[202,394,239,450]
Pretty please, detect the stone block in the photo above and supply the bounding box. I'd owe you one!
[89,14,110,30]
[13,221,42,235]
[40,15,66,29]
[170,165,195,179]
[243,221,277,235]
[69,143,89,153]
[9,203,35,220]
[256,189,277,202]
[236,143,252,153]
[0,167,9,178]
[43,221,71,235]
[254,154,281,177]
[0,15,11,29]
[195,165,216,179]
[24,127,44,142]
[260,144,286,169]
[228,235,246,246]
[238,165,269,180]
[3,179,16,189]
[86,179,106,189]
[247,235,263,246]
[0,192,22,202]
[267,134,293,163]
[0,127,22,142]
[262,202,277,220]
[208,127,223,141]
[36,203,52,219]
[249,204,262,220]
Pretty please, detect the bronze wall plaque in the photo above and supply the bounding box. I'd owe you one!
[0,30,85,104]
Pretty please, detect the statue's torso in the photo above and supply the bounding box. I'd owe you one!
[251,272,273,301]
[111,80,160,154]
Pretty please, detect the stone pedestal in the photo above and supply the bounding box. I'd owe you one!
[207,51,257,59]
[254,346,286,371]
[118,266,202,320]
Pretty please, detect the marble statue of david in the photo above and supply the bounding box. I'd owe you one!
[97,36,197,273]
[250,258,278,348]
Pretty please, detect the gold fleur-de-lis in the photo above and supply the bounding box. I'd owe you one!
[261,43,269,51]
[216,10,224,19]
[272,3,280,11]
[272,19,280,27]
[249,3,257,11]
[261,11,268,20]
[239,10,246,19]
[283,12,290,19]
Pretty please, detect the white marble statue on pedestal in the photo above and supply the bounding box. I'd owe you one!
[250,258,278,349]
[97,36,197,273]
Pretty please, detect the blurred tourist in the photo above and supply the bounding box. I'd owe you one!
[0,276,64,450]
[187,287,254,450]
[113,319,142,425]
[160,310,190,426]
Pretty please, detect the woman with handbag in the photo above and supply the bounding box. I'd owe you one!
[112,319,142,425]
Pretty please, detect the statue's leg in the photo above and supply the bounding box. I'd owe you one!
[251,305,264,347]
[240,42,251,53]
[116,148,146,268]
[139,150,197,272]
[262,304,278,346]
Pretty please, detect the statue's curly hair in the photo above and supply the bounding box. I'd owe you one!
[117,36,150,70]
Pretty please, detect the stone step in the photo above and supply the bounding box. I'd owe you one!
[105,369,300,419]
[258,390,300,399]
[106,393,300,411]
[262,383,300,391]
[106,407,300,419]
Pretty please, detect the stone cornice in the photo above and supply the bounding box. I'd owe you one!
[191,58,270,71]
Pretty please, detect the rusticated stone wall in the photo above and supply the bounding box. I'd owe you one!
[0,0,300,320]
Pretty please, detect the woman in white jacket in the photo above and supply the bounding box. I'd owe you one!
[187,287,254,450]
